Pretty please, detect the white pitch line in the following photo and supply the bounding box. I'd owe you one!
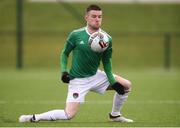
[1,100,180,105]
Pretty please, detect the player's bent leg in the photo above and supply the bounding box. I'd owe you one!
[65,102,80,119]
[106,75,132,92]
[108,75,133,122]
[109,92,133,122]
[115,75,132,91]
[19,102,80,122]
[19,109,70,122]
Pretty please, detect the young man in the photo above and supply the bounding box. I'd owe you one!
[19,4,133,123]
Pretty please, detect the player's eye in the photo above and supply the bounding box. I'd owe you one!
[91,15,97,18]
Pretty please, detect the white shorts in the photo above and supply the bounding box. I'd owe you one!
[66,70,113,103]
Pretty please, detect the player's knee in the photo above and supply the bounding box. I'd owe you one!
[66,111,77,120]
[115,75,132,91]
[65,102,80,120]
[67,114,75,120]
[125,80,132,91]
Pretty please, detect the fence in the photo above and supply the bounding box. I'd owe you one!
[0,0,179,70]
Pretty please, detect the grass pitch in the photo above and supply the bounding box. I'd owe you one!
[0,69,180,127]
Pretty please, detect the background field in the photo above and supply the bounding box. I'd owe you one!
[0,69,180,127]
[0,0,180,127]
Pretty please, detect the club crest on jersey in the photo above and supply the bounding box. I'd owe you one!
[73,93,79,99]
[79,41,85,44]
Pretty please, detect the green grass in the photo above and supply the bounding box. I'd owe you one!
[0,69,180,127]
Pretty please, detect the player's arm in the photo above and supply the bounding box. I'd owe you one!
[60,32,76,83]
[102,40,126,95]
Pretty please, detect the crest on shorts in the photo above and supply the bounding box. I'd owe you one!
[73,93,79,99]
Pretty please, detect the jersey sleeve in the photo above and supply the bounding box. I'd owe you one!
[102,38,116,85]
[60,32,76,73]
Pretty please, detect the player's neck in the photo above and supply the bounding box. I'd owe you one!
[87,26,100,34]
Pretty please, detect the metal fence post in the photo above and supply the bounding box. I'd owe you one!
[16,0,23,69]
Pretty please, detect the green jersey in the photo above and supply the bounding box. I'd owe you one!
[61,27,116,85]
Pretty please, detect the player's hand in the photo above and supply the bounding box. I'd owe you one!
[111,82,125,95]
[61,72,70,83]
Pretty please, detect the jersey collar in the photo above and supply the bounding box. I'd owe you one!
[85,26,101,36]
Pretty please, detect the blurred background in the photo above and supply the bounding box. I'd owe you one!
[0,0,180,70]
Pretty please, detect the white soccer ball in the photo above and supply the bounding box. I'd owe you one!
[88,31,109,53]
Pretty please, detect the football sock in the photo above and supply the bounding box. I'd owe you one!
[35,109,69,121]
[111,92,129,116]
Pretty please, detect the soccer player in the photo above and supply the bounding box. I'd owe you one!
[19,4,133,123]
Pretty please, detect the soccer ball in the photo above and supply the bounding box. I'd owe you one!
[88,31,109,53]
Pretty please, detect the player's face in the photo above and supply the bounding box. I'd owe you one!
[85,10,102,31]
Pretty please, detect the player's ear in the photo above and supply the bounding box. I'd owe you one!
[84,14,88,21]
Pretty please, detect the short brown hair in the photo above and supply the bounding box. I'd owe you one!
[86,4,101,12]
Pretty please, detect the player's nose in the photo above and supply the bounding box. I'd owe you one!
[95,17,100,22]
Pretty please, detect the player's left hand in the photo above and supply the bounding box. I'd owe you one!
[61,72,70,83]
[111,82,125,95]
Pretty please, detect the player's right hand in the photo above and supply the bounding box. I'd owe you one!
[61,72,70,83]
